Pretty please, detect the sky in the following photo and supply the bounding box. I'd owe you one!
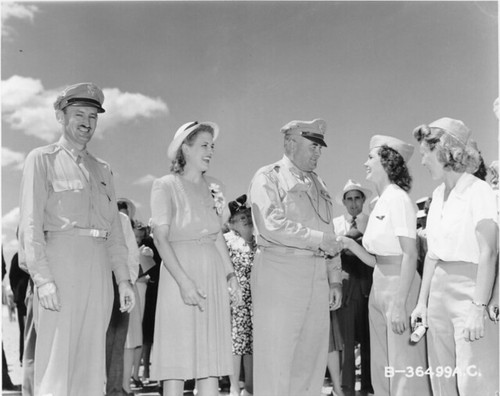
[1,0,499,265]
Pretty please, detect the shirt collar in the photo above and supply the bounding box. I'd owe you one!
[453,172,475,195]
[282,155,314,179]
[58,136,87,160]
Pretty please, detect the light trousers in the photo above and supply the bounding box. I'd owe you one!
[34,234,113,396]
[427,261,499,396]
[369,260,431,396]
[252,249,329,396]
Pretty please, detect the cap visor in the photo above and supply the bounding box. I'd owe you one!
[65,101,105,113]
[303,135,327,147]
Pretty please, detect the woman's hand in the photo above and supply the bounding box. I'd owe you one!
[179,278,206,312]
[336,235,352,251]
[410,302,428,329]
[463,304,487,342]
[390,300,407,335]
[228,276,243,307]
[139,245,154,257]
[329,282,342,311]
[118,280,136,313]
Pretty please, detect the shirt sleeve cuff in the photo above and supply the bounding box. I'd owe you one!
[113,266,131,284]
[309,230,324,250]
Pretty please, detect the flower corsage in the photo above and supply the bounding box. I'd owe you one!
[209,182,226,216]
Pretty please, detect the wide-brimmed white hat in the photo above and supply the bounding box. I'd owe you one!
[335,179,372,205]
[167,121,219,161]
[117,197,136,219]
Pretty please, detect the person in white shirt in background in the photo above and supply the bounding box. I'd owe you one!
[330,180,373,396]
[117,199,148,396]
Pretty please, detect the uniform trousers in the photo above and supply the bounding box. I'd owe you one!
[251,249,329,396]
[369,257,431,396]
[427,261,499,396]
[22,283,36,396]
[338,277,371,391]
[33,234,114,396]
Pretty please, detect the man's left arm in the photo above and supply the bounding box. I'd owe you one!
[326,254,342,310]
[104,170,135,312]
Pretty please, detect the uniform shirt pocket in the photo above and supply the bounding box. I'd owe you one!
[52,179,84,192]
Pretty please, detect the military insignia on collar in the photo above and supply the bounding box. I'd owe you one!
[376,215,385,220]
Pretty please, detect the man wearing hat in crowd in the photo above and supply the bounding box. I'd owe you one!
[18,82,136,396]
[105,198,139,396]
[331,180,373,396]
[248,118,343,396]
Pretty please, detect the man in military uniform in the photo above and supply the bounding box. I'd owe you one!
[248,118,342,396]
[19,82,135,396]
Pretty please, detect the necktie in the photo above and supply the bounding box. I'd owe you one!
[350,216,357,230]
[77,155,90,182]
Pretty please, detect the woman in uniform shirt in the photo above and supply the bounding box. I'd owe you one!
[410,118,498,396]
[337,135,431,396]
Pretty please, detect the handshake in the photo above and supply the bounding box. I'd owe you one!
[319,233,343,257]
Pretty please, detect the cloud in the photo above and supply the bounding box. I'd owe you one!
[132,174,158,186]
[1,2,39,39]
[2,75,169,142]
[2,207,20,232]
[2,147,25,169]
[2,207,20,264]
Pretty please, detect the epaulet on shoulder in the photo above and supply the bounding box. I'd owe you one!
[262,163,281,176]
[35,143,60,156]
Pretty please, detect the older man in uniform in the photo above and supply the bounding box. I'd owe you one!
[19,82,135,396]
[248,119,342,396]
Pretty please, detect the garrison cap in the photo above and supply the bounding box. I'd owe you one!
[281,118,327,147]
[369,135,414,163]
[54,82,105,113]
[428,117,470,146]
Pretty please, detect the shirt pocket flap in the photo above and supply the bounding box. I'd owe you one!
[52,179,84,192]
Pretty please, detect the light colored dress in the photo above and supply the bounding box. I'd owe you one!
[150,174,232,380]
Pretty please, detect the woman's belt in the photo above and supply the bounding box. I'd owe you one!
[170,236,216,245]
[375,255,403,265]
[259,245,323,257]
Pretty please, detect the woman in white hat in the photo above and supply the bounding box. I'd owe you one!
[410,118,499,396]
[150,121,242,396]
[337,135,431,396]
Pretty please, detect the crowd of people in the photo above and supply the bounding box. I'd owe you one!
[4,81,499,396]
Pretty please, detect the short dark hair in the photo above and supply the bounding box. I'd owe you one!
[170,125,215,174]
[378,145,412,192]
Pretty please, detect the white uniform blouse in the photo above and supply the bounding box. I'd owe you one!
[426,172,498,264]
[363,184,416,256]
